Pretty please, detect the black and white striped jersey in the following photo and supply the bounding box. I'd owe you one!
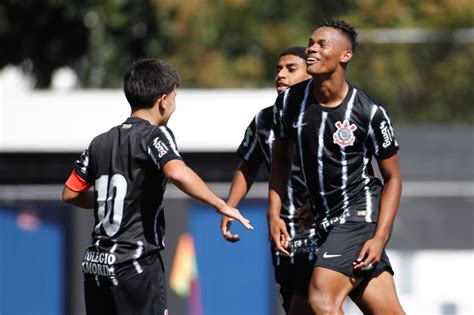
[73,117,182,285]
[273,79,399,230]
[238,105,317,260]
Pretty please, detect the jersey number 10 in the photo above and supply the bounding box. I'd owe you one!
[94,174,127,236]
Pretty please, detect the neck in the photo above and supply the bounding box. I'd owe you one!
[130,108,163,126]
[311,71,349,108]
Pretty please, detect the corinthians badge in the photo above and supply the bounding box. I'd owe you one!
[333,119,357,148]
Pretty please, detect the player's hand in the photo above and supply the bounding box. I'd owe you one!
[217,205,254,231]
[268,215,290,256]
[220,215,240,242]
[353,236,385,270]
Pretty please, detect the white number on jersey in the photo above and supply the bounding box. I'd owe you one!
[94,174,127,236]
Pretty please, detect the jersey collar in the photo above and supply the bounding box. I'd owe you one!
[310,83,354,113]
[123,117,151,125]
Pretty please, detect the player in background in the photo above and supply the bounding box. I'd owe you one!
[269,20,405,314]
[62,58,253,315]
[220,47,315,315]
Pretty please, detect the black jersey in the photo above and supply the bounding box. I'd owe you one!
[273,79,399,231]
[238,106,317,259]
[74,117,182,285]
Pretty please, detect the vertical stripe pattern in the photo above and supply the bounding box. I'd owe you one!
[244,112,262,161]
[133,241,144,273]
[296,80,312,203]
[318,111,330,218]
[154,204,164,247]
[286,185,296,237]
[339,89,358,223]
[364,104,379,222]
[368,106,380,156]
[159,126,180,156]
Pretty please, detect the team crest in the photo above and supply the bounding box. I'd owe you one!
[333,119,357,148]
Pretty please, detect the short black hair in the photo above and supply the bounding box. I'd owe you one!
[279,46,307,60]
[123,58,181,110]
[318,19,358,50]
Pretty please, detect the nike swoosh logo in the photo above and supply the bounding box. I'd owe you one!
[323,252,341,258]
[292,122,308,128]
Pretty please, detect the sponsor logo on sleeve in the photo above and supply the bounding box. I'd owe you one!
[379,121,393,148]
[77,148,90,175]
[153,137,169,158]
[333,119,358,148]
[242,128,253,147]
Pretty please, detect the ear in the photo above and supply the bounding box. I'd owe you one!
[340,49,353,64]
[156,94,167,111]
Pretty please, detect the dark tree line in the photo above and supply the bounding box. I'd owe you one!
[0,0,472,122]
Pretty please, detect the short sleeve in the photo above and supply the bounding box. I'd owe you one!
[272,90,290,139]
[368,106,399,159]
[148,126,183,168]
[237,114,264,165]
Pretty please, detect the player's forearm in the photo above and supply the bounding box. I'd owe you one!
[227,162,259,208]
[227,170,249,208]
[62,186,95,209]
[267,188,284,219]
[374,175,402,243]
[169,166,226,211]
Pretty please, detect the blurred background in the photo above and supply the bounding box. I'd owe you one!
[0,1,473,314]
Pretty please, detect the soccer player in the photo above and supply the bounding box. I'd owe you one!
[62,58,253,315]
[268,20,405,314]
[220,47,315,315]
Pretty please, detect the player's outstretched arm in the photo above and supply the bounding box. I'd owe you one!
[62,186,95,209]
[163,159,254,231]
[221,161,260,242]
[267,138,293,256]
[354,154,402,270]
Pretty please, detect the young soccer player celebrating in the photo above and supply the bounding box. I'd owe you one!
[63,58,253,315]
[268,20,405,314]
[221,47,315,315]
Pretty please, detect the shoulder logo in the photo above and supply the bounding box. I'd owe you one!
[153,137,169,158]
[379,120,393,148]
[333,119,357,148]
[242,128,253,147]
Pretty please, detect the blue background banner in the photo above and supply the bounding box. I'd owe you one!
[189,201,273,315]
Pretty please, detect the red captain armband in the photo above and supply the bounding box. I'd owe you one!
[65,170,93,192]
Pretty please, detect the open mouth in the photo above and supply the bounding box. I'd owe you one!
[306,57,318,65]
[276,83,288,92]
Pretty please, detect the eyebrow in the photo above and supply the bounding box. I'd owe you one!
[277,62,300,68]
[309,37,329,43]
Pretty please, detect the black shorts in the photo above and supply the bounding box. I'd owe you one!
[274,256,315,314]
[315,222,393,281]
[84,254,168,315]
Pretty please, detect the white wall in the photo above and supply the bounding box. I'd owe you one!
[0,67,276,152]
